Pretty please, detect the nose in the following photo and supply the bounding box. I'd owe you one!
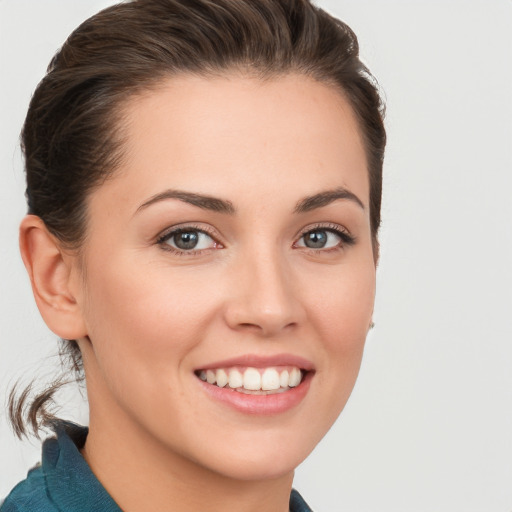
[223,248,304,337]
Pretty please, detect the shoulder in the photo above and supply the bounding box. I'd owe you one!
[1,462,59,512]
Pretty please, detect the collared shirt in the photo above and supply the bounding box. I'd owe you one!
[1,424,312,512]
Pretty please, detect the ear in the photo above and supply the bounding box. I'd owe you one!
[19,215,87,340]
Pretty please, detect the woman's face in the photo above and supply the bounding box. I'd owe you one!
[73,73,375,481]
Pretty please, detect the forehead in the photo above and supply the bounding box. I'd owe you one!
[93,73,369,215]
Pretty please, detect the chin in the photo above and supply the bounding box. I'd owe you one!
[189,428,321,482]
[207,449,306,482]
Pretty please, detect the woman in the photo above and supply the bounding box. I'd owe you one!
[1,0,385,510]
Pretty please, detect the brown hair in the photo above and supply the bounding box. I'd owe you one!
[10,0,386,437]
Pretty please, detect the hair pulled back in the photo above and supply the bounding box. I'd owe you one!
[11,0,386,437]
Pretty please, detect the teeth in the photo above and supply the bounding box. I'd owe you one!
[289,367,301,387]
[279,370,289,388]
[243,368,261,390]
[198,366,305,392]
[228,369,243,388]
[216,369,228,388]
[261,368,280,391]
[236,387,290,395]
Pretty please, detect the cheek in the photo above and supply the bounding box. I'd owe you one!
[79,259,219,431]
[312,261,375,346]
[81,262,174,384]
[81,256,223,370]
[308,261,375,399]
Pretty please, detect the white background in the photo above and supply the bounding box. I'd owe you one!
[1,1,511,510]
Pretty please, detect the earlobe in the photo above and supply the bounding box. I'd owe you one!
[19,215,87,340]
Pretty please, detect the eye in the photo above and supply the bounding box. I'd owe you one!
[157,227,220,253]
[298,229,340,249]
[295,225,355,251]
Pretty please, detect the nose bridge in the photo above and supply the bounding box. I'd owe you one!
[225,241,301,336]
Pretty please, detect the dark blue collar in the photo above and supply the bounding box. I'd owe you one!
[43,423,121,511]
[290,488,313,511]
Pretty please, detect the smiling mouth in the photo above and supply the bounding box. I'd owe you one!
[194,366,306,395]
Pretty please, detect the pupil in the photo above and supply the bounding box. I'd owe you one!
[305,231,327,248]
[175,231,199,250]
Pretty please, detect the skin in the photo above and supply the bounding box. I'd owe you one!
[21,73,376,512]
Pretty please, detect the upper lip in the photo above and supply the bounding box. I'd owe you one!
[196,353,315,371]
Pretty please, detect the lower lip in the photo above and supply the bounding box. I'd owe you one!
[197,371,313,415]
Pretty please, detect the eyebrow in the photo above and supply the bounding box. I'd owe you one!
[136,190,236,215]
[294,187,365,213]
[135,186,364,216]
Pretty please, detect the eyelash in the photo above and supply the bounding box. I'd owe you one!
[156,223,356,256]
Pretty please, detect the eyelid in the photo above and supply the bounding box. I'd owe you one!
[296,222,353,239]
[156,222,217,241]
